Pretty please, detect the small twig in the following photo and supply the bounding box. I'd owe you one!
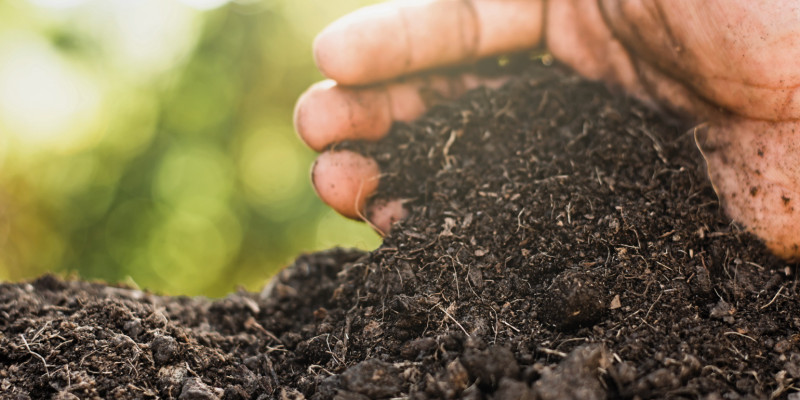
[501,320,520,333]
[566,201,572,224]
[538,347,567,358]
[264,345,289,354]
[723,331,757,342]
[490,308,499,344]
[760,286,785,310]
[307,364,334,376]
[452,263,460,298]
[442,129,459,168]
[554,337,586,351]
[438,305,469,337]
[244,317,282,344]
[342,314,353,364]
[644,291,664,320]
[325,334,344,366]
[20,334,50,377]
[31,321,50,342]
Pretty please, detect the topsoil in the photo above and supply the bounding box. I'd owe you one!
[2,62,800,400]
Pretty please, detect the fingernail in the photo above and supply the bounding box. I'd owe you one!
[310,158,319,188]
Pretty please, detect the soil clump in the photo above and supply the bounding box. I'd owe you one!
[2,62,799,399]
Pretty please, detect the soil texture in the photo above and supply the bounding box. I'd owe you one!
[2,62,800,400]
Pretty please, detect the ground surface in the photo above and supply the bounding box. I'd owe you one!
[2,62,800,400]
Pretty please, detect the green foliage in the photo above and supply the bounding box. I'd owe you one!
[0,0,381,296]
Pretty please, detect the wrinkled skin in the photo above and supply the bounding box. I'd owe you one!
[294,0,800,259]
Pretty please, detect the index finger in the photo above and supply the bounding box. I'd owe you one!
[314,0,544,86]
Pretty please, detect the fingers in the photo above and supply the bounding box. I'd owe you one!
[295,73,508,152]
[314,0,544,86]
[311,150,380,220]
[312,150,408,234]
[696,118,800,260]
[295,80,391,152]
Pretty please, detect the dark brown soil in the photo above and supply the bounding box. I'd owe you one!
[3,62,800,400]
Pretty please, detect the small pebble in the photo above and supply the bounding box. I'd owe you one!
[151,334,179,365]
[179,378,220,400]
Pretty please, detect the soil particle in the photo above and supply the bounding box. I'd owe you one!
[179,378,222,400]
[493,378,535,400]
[461,345,520,389]
[538,270,606,330]
[152,334,180,365]
[2,61,800,399]
[531,345,610,400]
[401,337,438,359]
[340,359,403,398]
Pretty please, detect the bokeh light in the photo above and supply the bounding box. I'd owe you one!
[0,0,382,296]
[176,0,232,11]
[0,34,104,153]
[27,0,89,9]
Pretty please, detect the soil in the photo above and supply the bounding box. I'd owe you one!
[2,62,800,400]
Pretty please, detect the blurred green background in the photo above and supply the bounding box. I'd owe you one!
[0,0,382,296]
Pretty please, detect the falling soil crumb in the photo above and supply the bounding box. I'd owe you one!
[3,62,800,399]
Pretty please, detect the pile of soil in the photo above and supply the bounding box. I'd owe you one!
[2,62,799,400]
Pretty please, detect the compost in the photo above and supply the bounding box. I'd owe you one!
[2,62,799,400]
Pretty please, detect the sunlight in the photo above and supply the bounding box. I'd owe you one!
[102,0,201,76]
[26,0,89,9]
[175,0,231,11]
[0,35,104,153]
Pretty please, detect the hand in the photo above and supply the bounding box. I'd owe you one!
[295,0,800,260]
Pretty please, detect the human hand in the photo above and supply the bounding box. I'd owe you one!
[294,0,800,260]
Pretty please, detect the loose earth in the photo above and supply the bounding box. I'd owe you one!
[2,62,799,400]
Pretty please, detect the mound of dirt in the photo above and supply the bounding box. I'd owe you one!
[2,62,799,400]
